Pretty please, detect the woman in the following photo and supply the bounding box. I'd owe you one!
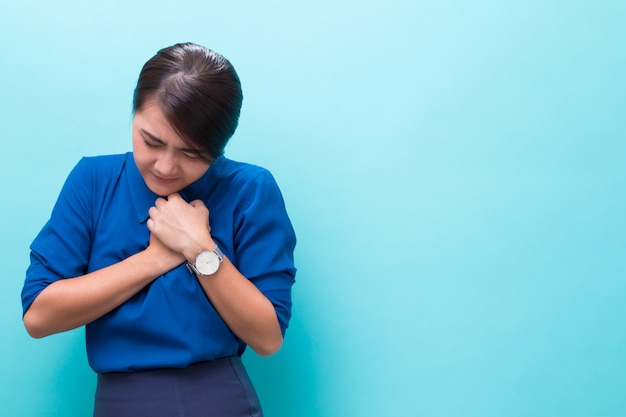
[21,42,296,417]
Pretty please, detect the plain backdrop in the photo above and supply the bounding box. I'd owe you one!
[2,1,625,416]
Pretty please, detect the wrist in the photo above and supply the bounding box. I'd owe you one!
[184,237,217,264]
[187,244,224,276]
[138,247,180,277]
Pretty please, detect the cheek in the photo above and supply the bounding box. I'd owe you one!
[132,148,153,174]
[185,163,211,182]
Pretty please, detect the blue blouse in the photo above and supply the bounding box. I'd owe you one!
[22,153,296,373]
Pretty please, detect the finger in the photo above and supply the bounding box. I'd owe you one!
[167,193,182,202]
[189,199,206,208]
[146,218,154,231]
[154,197,167,208]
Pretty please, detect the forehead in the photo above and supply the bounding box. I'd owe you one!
[134,103,182,142]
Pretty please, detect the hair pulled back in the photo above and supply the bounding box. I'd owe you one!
[133,43,243,159]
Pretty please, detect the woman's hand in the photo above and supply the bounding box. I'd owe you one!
[146,232,186,271]
[147,193,214,262]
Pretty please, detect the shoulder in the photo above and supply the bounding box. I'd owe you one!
[67,153,130,185]
[73,153,129,174]
[217,157,290,216]
[218,157,279,190]
[218,158,285,202]
[220,157,272,179]
[59,153,131,203]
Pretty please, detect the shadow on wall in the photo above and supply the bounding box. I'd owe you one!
[244,314,319,416]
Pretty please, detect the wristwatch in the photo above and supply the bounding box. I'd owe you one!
[187,246,224,276]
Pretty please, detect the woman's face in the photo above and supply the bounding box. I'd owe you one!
[132,102,211,197]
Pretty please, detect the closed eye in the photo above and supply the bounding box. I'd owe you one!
[140,128,211,162]
[181,150,203,160]
[144,139,161,148]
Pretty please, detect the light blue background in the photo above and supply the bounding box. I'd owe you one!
[2,1,625,416]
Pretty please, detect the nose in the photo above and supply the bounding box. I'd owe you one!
[154,151,178,176]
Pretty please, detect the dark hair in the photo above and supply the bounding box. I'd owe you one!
[133,42,243,160]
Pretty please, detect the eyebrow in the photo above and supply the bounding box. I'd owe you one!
[140,129,206,155]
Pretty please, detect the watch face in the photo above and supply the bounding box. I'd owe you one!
[195,251,220,275]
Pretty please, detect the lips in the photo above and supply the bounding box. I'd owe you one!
[152,173,178,184]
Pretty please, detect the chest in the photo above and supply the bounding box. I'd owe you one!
[86,189,241,273]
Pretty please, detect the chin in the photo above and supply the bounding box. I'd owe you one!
[147,182,179,197]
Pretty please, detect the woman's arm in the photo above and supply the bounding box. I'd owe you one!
[194,256,284,356]
[23,235,184,338]
[148,193,284,356]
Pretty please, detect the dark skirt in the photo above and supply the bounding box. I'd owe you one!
[93,357,263,417]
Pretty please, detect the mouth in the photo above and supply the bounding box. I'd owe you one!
[151,173,178,184]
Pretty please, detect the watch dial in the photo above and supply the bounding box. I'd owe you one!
[197,251,219,275]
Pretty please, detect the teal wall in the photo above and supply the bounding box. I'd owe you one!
[2,1,625,416]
